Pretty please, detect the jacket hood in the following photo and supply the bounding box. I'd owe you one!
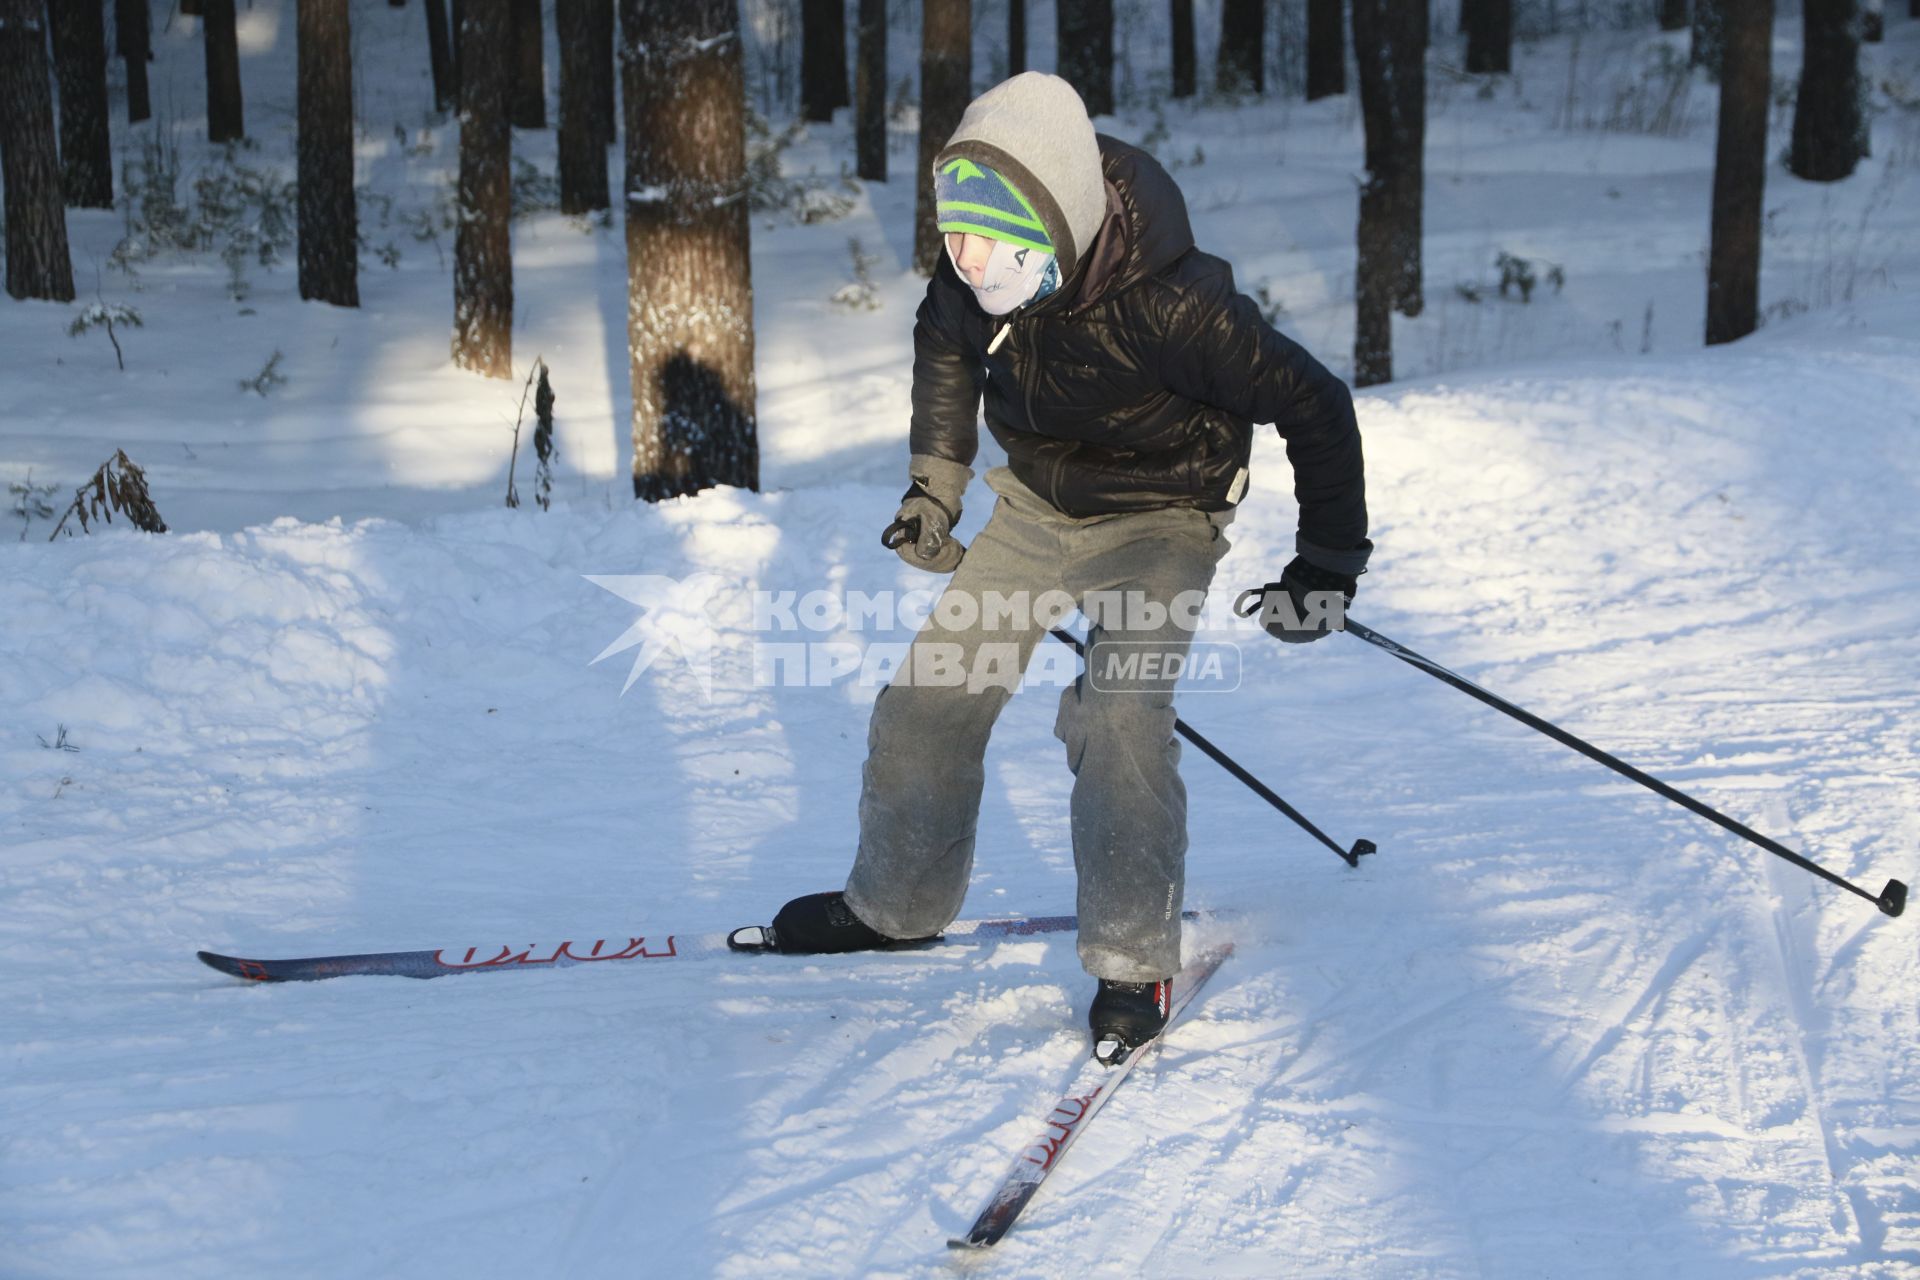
[933,73,1108,280]
[1069,135,1195,311]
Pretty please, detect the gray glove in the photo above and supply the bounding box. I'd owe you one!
[884,454,972,575]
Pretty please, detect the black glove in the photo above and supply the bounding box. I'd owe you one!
[1246,555,1360,644]
[881,454,971,574]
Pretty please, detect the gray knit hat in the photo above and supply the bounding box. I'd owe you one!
[932,73,1106,282]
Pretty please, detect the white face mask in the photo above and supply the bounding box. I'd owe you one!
[949,236,1056,316]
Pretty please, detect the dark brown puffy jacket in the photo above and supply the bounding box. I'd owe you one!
[910,135,1371,572]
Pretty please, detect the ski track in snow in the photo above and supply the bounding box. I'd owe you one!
[4,5,1920,1276]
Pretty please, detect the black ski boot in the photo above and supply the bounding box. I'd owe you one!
[729,891,926,954]
[1089,977,1172,1066]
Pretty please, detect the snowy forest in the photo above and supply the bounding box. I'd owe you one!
[3,0,1919,1274]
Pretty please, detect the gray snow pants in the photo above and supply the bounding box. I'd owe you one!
[844,466,1233,981]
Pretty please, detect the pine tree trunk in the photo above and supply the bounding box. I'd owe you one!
[1659,0,1686,32]
[1690,0,1723,72]
[1170,0,1194,98]
[1790,0,1862,180]
[855,0,886,180]
[1057,0,1113,116]
[1352,0,1424,384]
[620,0,758,500]
[1861,0,1881,41]
[1464,0,1511,74]
[449,0,464,102]
[298,0,359,306]
[915,0,970,274]
[1009,0,1025,76]
[204,0,245,142]
[801,0,841,121]
[511,0,546,128]
[424,0,455,111]
[589,0,614,138]
[557,0,609,211]
[454,0,513,377]
[116,0,152,123]
[48,0,114,207]
[1305,0,1343,100]
[1706,0,1770,345]
[1217,0,1263,95]
[1,0,74,300]
[825,0,848,109]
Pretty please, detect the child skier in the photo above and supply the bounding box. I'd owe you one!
[756,72,1371,1064]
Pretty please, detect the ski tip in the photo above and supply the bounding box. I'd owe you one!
[198,951,276,982]
[946,1233,994,1250]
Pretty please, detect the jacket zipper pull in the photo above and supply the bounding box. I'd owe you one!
[987,322,1013,355]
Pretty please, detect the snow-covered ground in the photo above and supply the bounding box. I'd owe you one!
[3,3,1919,1276]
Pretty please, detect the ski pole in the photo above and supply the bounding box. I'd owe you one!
[1047,628,1376,868]
[1336,617,1906,918]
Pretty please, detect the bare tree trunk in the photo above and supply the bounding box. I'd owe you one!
[1057,0,1113,115]
[1009,0,1025,75]
[1,0,74,300]
[48,0,114,207]
[1306,0,1342,100]
[855,0,886,179]
[801,0,843,120]
[557,0,609,211]
[1352,0,1424,385]
[424,0,455,111]
[454,0,513,377]
[621,0,758,500]
[1170,0,1194,98]
[1659,0,1686,31]
[204,0,245,142]
[915,0,970,274]
[1464,0,1511,73]
[1707,0,1770,345]
[511,0,546,128]
[116,0,152,123]
[1216,0,1263,94]
[1791,0,1863,180]
[1690,0,1722,72]
[299,0,359,306]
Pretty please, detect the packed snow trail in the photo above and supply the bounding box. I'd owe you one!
[5,302,1919,1275]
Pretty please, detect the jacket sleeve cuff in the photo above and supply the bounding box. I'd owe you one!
[1295,535,1373,576]
[908,453,975,507]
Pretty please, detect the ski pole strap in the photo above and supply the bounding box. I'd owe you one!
[1341,618,1907,919]
[1047,628,1375,868]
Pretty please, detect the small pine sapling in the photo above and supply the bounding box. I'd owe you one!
[68,302,145,370]
[239,351,288,396]
[506,357,558,510]
[831,237,883,310]
[533,362,558,511]
[9,471,59,540]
